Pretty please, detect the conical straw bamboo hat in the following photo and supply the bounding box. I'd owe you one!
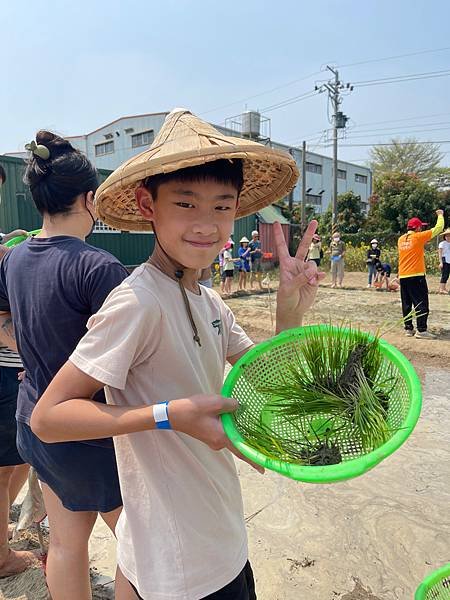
[95,108,299,231]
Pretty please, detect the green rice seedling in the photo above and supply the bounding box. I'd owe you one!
[252,323,399,463]
[235,412,346,466]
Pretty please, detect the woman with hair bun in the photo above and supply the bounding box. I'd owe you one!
[0,132,136,599]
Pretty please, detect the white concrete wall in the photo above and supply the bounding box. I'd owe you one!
[72,114,168,170]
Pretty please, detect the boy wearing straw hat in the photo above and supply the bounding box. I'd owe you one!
[31,109,324,600]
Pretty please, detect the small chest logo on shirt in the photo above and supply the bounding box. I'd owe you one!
[211,319,222,335]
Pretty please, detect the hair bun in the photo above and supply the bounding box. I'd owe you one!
[35,130,74,158]
[24,129,98,216]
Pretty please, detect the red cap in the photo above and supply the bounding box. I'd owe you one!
[407,217,428,230]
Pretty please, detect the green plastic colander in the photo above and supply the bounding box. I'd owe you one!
[4,229,41,248]
[415,564,450,599]
[221,324,422,483]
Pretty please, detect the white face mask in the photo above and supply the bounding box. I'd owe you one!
[333,237,340,242]
[371,243,378,248]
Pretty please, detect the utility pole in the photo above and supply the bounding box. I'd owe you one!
[301,140,306,232]
[330,68,339,232]
[316,67,353,232]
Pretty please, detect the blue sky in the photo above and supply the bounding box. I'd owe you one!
[2,0,450,166]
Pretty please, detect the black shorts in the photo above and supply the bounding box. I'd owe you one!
[129,561,256,600]
[224,270,234,278]
[441,261,450,284]
[0,366,25,467]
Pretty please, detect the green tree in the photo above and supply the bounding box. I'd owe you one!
[369,138,443,179]
[366,172,440,233]
[276,200,318,226]
[276,200,319,253]
[318,191,366,237]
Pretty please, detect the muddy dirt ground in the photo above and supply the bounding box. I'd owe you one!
[1,272,449,600]
[225,271,450,371]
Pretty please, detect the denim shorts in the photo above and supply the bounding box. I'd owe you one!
[0,366,24,467]
[17,422,122,512]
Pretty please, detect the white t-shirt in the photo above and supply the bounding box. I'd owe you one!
[70,263,253,600]
[439,240,450,263]
[222,250,234,271]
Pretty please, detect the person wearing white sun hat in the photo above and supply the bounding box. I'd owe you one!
[366,238,381,288]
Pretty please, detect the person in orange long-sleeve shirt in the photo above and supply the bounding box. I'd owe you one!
[398,209,444,339]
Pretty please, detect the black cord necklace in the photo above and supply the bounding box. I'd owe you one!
[174,269,202,347]
[149,231,202,347]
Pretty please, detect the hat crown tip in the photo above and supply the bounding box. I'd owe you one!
[168,107,191,117]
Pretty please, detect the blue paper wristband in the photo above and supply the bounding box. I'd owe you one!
[153,401,172,430]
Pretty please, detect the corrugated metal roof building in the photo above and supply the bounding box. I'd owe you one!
[257,205,290,261]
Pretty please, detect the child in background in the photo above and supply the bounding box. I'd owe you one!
[374,260,392,290]
[222,241,235,295]
[237,236,251,291]
[307,233,322,266]
[219,238,234,293]
[32,109,323,600]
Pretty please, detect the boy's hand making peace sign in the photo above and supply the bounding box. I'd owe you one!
[273,220,325,334]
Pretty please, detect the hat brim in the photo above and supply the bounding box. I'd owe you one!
[95,144,299,232]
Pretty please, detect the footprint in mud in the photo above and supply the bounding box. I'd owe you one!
[339,577,383,600]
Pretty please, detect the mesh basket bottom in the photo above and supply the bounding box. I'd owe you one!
[238,408,367,463]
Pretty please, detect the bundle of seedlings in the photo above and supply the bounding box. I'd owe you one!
[235,324,399,466]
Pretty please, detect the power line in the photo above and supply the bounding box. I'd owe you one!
[199,70,322,116]
[260,90,319,113]
[334,140,450,147]
[343,125,450,140]
[349,120,450,134]
[308,130,329,152]
[353,69,450,88]
[349,112,450,128]
[290,121,450,146]
[339,46,450,68]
